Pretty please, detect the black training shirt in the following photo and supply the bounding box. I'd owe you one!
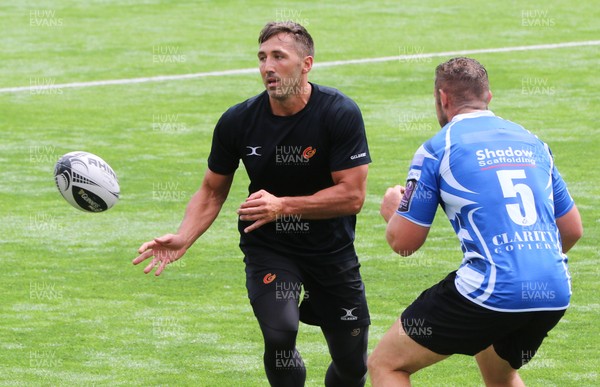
[208,83,371,262]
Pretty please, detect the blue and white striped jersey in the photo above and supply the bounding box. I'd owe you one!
[397,110,574,311]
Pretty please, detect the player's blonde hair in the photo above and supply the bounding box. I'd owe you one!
[435,57,490,103]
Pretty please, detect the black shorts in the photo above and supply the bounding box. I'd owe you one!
[401,271,565,369]
[244,253,370,329]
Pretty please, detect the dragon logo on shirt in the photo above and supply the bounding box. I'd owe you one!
[276,145,315,166]
[263,273,277,284]
[302,146,316,159]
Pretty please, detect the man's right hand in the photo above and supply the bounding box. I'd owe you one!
[132,234,188,276]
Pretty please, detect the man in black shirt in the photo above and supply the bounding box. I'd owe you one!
[133,21,371,386]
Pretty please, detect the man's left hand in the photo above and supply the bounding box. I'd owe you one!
[237,189,283,233]
[380,185,405,223]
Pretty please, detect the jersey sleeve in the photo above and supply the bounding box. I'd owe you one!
[396,142,440,227]
[326,97,371,171]
[542,144,575,218]
[551,163,575,218]
[207,109,241,175]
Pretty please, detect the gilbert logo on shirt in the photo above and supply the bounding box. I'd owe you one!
[340,307,358,321]
[263,273,277,284]
[246,146,262,156]
[275,145,316,166]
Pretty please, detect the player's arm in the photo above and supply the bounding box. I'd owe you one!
[133,169,234,275]
[281,164,368,217]
[237,164,367,233]
[380,185,430,256]
[175,169,234,248]
[555,204,583,253]
[385,216,430,256]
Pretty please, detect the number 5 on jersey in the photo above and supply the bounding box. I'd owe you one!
[496,169,538,226]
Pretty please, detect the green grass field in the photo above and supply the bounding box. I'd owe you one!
[1,1,599,386]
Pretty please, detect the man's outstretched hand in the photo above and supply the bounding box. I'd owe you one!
[132,234,188,276]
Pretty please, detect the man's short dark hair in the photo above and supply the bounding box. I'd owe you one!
[258,21,314,57]
[435,57,489,102]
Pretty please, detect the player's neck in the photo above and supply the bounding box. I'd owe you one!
[447,103,488,122]
[269,82,312,117]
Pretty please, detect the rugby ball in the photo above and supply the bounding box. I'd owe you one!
[54,151,120,212]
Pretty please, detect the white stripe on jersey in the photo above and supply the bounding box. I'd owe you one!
[440,120,476,193]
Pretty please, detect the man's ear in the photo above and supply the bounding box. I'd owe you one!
[302,56,313,74]
[439,89,450,108]
[486,89,493,105]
